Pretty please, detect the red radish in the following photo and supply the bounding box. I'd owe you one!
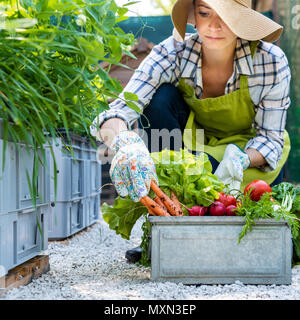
[209,201,226,216]
[198,207,208,216]
[186,206,208,216]
[244,180,272,201]
[226,205,237,216]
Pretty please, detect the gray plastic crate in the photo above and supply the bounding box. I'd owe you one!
[48,198,87,240]
[0,140,51,215]
[0,204,49,276]
[85,193,100,227]
[49,134,98,203]
[87,155,102,196]
[47,132,102,239]
[149,216,292,285]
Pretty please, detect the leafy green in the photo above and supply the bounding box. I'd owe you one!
[271,182,300,264]
[151,149,224,210]
[102,197,148,240]
[235,191,300,243]
[272,182,300,210]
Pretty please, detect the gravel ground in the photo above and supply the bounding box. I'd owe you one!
[1,213,300,300]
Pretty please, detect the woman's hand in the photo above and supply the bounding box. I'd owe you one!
[109,130,159,202]
[214,144,250,192]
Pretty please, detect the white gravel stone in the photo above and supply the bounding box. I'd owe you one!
[1,213,300,300]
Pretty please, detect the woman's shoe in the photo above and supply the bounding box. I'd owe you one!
[125,246,143,263]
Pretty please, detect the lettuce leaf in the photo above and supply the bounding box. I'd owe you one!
[151,149,224,208]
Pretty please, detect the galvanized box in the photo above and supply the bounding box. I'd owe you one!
[149,216,292,285]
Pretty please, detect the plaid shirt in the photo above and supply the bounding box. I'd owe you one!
[90,33,291,171]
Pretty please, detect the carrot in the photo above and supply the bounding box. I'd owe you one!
[140,196,170,216]
[171,191,183,216]
[150,180,181,216]
[154,196,168,211]
[140,197,155,215]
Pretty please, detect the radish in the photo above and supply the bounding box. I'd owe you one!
[209,201,226,216]
[226,205,237,216]
[186,206,208,216]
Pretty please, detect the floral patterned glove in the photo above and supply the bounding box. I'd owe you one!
[109,130,159,202]
[214,144,250,192]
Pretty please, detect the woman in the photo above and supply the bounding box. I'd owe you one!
[90,0,291,262]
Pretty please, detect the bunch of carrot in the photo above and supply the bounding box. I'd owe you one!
[140,180,183,216]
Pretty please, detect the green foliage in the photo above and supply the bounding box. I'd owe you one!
[272,182,300,264]
[151,149,224,210]
[235,191,300,244]
[272,182,300,214]
[102,197,148,240]
[0,0,138,204]
[137,215,152,267]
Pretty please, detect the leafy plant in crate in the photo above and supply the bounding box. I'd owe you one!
[0,0,139,208]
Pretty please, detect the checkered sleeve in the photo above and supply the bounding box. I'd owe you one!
[244,52,291,171]
[90,36,180,142]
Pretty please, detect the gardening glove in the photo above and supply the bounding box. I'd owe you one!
[109,130,159,202]
[214,144,250,192]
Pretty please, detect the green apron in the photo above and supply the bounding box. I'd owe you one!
[178,41,291,191]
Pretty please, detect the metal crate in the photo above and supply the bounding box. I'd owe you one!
[149,216,292,285]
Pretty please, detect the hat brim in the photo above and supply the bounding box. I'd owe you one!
[171,0,283,43]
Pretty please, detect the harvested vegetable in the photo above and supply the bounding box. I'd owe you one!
[151,149,224,209]
[271,182,300,263]
[235,191,300,243]
[171,191,184,216]
[209,201,226,216]
[218,192,237,207]
[150,180,182,216]
[101,148,224,266]
[154,196,168,212]
[226,205,237,216]
[244,179,272,201]
[140,196,170,216]
[185,205,208,216]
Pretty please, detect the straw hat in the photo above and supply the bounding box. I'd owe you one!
[171,0,283,43]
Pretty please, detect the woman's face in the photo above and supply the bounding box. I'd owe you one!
[194,0,237,51]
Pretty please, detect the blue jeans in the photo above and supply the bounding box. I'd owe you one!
[138,83,284,187]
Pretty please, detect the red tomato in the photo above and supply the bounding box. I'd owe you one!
[244,180,272,202]
[218,192,237,207]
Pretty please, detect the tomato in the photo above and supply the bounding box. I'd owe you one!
[218,192,237,207]
[244,179,272,202]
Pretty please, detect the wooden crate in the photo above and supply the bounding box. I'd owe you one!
[0,255,50,293]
